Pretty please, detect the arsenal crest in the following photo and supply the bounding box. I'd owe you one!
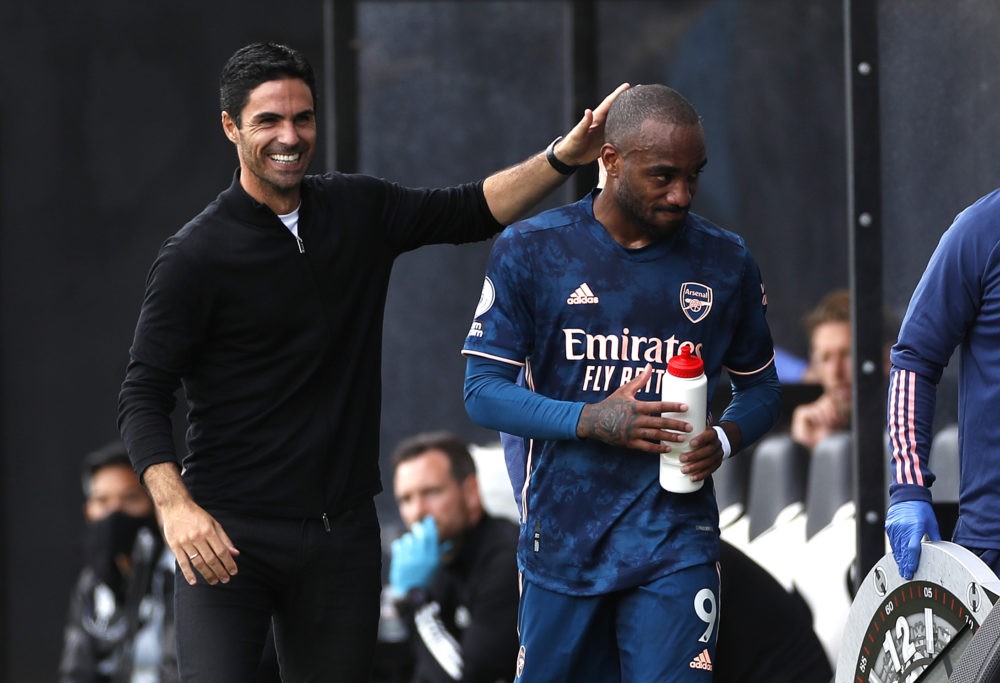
[680,282,713,323]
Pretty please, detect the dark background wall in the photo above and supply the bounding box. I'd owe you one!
[879,1,1000,309]
[1,4,327,680]
[2,0,995,679]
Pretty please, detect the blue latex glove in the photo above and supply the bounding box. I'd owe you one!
[885,500,941,580]
[389,516,452,595]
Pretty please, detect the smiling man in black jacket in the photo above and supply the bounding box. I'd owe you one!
[117,41,625,682]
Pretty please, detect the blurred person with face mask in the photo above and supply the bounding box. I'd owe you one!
[59,441,177,683]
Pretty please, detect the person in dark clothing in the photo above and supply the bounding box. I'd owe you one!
[714,540,832,683]
[59,441,177,683]
[386,432,520,683]
[116,41,626,682]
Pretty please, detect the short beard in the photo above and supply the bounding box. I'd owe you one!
[614,177,684,240]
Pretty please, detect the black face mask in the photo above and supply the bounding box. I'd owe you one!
[82,510,159,597]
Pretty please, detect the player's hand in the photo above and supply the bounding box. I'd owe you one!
[790,394,848,449]
[577,364,691,452]
[885,500,941,580]
[555,82,631,166]
[681,427,727,482]
[160,499,239,586]
[389,516,452,595]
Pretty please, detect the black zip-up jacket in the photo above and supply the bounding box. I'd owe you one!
[118,171,502,518]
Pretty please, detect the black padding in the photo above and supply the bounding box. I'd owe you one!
[805,432,853,539]
[930,423,960,503]
[746,434,810,540]
[714,444,753,512]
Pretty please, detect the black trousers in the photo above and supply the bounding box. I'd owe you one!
[174,501,382,682]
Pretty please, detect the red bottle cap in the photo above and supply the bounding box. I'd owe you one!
[667,347,704,378]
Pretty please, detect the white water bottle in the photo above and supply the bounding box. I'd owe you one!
[660,347,707,493]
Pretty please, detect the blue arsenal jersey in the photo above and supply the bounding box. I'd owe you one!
[462,191,775,595]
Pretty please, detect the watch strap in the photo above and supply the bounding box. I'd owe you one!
[545,136,579,175]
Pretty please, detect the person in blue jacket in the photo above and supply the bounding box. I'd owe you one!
[886,187,1000,580]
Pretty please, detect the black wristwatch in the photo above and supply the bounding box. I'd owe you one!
[546,136,579,175]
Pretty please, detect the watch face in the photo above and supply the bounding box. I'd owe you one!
[837,542,1000,683]
[856,580,972,681]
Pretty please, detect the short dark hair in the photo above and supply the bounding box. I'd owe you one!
[219,41,317,128]
[391,431,477,483]
[605,84,701,148]
[80,441,132,497]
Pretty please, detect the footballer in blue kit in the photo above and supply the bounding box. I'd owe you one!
[462,85,781,681]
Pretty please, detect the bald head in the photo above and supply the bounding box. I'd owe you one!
[604,84,701,149]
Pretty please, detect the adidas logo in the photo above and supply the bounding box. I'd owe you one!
[567,283,599,305]
[689,649,713,671]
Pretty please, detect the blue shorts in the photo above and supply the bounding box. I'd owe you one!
[515,563,720,682]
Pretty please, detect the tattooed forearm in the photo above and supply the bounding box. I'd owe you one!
[578,398,638,446]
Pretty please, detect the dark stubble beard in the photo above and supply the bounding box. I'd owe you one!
[241,135,306,195]
[614,173,686,241]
